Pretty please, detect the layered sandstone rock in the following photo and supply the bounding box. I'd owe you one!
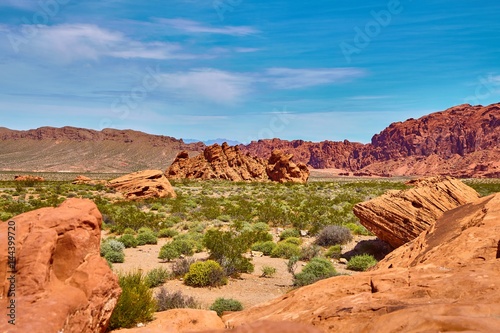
[14,174,44,182]
[72,175,108,186]
[110,309,225,333]
[199,320,323,333]
[222,192,500,333]
[108,169,176,200]
[167,143,268,181]
[0,199,121,333]
[266,149,309,184]
[353,176,480,248]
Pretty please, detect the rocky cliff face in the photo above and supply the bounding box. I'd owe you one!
[242,103,500,177]
[0,199,121,333]
[221,189,500,333]
[166,143,309,183]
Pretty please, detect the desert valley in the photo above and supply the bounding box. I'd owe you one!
[0,102,499,333]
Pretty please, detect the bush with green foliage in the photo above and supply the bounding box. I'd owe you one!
[136,231,158,246]
[123,227,136,235]
[203,229,254,277]
[108,270,157,330]
[347,254,378,271]
[101,239,126,264]
[158,228,179,238]
[271,242,301,259]
[283,237,302,245]
[325,245,342,259]
[260,265,277,278]
[184,260,227,288]
[155,288,199,311]
[293,257,337,287]
[279,228,300,240]
[315,225,353,246]
[158,243,181,261]
[251,241,277,256]
[118,234,138,248]
[209,298,243,316]
[145,267,170,288]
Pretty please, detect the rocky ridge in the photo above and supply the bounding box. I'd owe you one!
[108,170,177,200]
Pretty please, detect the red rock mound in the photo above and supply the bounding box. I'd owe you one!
[108,170,176,200]
[72,175,108,185]
[0,199,121,333]
[167,143,309,183]
[14,175,44,182]
[352,176,480,248]
[222,192,500,333]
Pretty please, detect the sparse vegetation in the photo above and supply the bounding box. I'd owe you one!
[315,225,353,246]
[184,260,227,288]
[293,257,337,287]
[347,254,378,271]
[145,267,170,288]
[155,288,200,311]
[260,265,277,278]
[209,298,243,316]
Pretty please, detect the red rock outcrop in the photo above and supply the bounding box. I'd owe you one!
[167,143,268,181]
[108,170,176,200]
[110,309,225,333]
[14,175,44,182]
[72,175,108,186]
[266,149,309,184]
[222,192,500,333]
[353,176,480,248]
[0,199,121,333]
[199,320,323,333]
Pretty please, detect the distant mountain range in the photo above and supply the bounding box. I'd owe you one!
[0,102,498,177]
[183,138,242,146]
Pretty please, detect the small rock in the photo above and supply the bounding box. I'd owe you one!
[339,258,348,265]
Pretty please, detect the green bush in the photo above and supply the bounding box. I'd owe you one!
[279,228,300,240]
[251,241,277,256]
[209,298,243,316]
[347,254,378,271]
[315,225,353,246]
[145,267,170,288]
[260,265,277,278]
[300,244,322,261]
[294,257,337,287]
[108,270,157,329]
[101,239,126,264]
[345,222,371,236]
[184,260,227,288]
[271,242,301,259]
[138,227,154,234]
[118,234,138,248]
[170,238,195,256]
[325,245,342,259]
[123,227,136,235]
[158,228,179,238]
[158,243,181,261]
[252,222,270,233]
[136,231,158,246]
[155,288,199,311]
[283,237,301,245]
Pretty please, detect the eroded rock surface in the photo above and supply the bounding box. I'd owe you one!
[72,175,108,185]
[222,192,500,333]
[108,169,176,200]
[353,176,480,248]
[14,175,44,182]
[0,199,121,333]
[266,149,309,184]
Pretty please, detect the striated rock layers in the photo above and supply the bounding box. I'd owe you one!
[222,192,500,333]
[167,143,309,183]
[353,176,480,248]
[0,199,121,333]
[108,169,176,200]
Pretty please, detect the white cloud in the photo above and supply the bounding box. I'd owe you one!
[5,24,189,62]
[159,18,259,36]
[160,69,252,104]
[264,68,366,89]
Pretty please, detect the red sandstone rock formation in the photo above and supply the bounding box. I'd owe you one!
[221,192,500,332]
[72,175,108,185]
[352,176,480,248]
[108,170,176,200]
[0,199,121,333]
[266,149,309,184]
[14,175,45,182]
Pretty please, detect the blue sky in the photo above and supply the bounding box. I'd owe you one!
[1,0,499,143]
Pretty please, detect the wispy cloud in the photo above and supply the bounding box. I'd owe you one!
[160,68,252,104]
[5,24,191,62]
[158,18,259,36]
[264,68,366,89]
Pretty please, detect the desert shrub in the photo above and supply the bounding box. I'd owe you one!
[169,239,195,256]
[123,227,136,235]
[260,265,277,278]
[145,267,170,288]
[209,298,243,316]
[108,270,156,330]
[101,239,126,264]
[138,227,154,234]
[136,231,158,246]
[158,228,178,238]
[251,241,277,256]
[174,233,204,253]
[171,257,196,278]
[294,257,337,287]
[286,255,299,275]
[158,244,181,261]
[155,288,199,311]
[315,225,353,246]
[252,222,270,233]
[184,260,227,288]
[283,237,301,245]
[118,234,138,248]
[271,242,301,259]
[104,250,125,263]
[203,229,254,277]
[325,245,342,259]
[347,254,378,271]
[300,244,322,261]
[279,228,300,240]
[345,222,371,236]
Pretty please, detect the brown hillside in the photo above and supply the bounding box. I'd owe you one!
[0,126,204,173]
